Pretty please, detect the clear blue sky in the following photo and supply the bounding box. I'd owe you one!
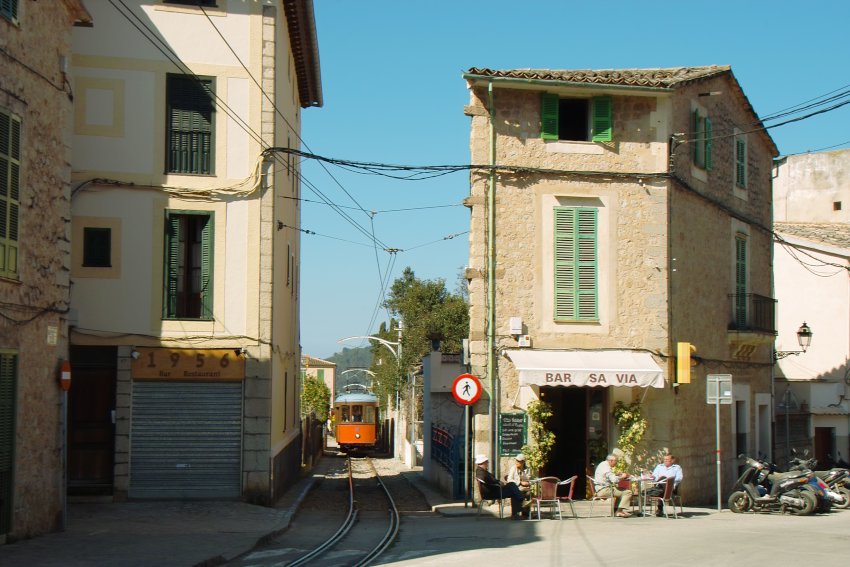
[300,0,850,359]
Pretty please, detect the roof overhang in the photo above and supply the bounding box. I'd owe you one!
[283,0,323,108]
[505,349,665,388]
[463,72,673,97]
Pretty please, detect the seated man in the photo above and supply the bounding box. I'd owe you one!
[505,453,532,498]
[475,454,528,520]
[594,454,633,517]
[646,454,683,516]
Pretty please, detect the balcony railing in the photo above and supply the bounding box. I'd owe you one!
[728,293,777,334]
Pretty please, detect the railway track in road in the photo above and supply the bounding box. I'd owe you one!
[288,456,399,567]
[226,453,415,567]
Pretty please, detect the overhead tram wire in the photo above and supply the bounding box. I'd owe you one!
[107,1,389,252]
[197,3,395,262]
[198,5,373,219]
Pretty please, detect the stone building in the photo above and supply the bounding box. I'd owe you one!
[0,0,92,541]
[463,66,778,503]
[67,1,320,505]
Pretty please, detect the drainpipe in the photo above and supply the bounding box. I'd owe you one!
[486,81,499,478]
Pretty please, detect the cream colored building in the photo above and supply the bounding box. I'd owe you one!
[301,354,336,403]
[463,66,778,503]
[0,0,92,541]
[773,149,850,466]
[68,0,321,504]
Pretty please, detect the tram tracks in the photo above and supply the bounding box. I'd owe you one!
[231,455,400,567]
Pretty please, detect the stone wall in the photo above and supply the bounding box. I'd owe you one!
[0,2,81,539]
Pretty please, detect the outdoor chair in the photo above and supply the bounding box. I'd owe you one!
[646,477,678,519]
[671,481,684,514]
[532,476,562,520]
[586,475,615,517]
[476,477,506,519]
[556,475,578,519]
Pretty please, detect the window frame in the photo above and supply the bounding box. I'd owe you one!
[82,227,112,268]
[165,74,215,175]
[0,109,21,280]
[541,93,613,142]
[734,234,747,327]
[554,206,599,322]
[692,108,713,171]
[162,210,214,321]
[735,134,747,189]
[0,0,18,23]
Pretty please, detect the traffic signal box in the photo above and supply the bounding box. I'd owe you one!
[676,342,696,384]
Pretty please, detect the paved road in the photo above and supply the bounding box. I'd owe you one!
[376,507,850,566]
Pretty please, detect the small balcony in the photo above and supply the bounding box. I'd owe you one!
[727,293,777,334]
[727,293,777,358]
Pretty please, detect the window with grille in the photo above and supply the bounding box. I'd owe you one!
[83,227,112,267]
[166,75,214,175]
[0,0,18,22]
[163,211,213,319]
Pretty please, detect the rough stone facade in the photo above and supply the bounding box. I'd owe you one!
[0,1,90,540]
[464,68,777,504]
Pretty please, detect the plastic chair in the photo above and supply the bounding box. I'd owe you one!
[532,477,562,520]
[647,478,678,518]
[476,477,505,519]
[557,475,578,518]
[586,475,615,517]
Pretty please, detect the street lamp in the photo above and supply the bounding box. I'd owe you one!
[774,322,813,465]
[774,322,813,361]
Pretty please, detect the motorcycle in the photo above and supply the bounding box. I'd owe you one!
[728,455,818,515]
[789,455,850,510]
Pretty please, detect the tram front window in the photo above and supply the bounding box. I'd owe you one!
[341,406,350,422]
[365,406,375,423]
[352,405,363,422]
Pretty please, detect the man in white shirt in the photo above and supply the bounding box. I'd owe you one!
[594,454,633,517]
[648,454,683,516]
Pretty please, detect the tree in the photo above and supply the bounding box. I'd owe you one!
[369,267,469,409]
[300,374,331,422]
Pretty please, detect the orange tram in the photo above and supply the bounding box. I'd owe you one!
[333,392,380,453]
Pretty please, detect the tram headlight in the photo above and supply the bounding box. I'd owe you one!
[355,433,361,439]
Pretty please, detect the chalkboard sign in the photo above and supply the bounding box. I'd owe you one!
[499,413,527,456]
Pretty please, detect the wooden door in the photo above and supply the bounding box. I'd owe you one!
[68,349,116,492]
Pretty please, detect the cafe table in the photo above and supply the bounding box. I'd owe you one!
[628,475,663,517]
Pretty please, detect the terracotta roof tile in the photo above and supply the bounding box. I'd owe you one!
[465,66,730,89]
[775,222,850,249]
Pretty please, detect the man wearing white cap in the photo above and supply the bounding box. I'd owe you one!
[506,453,531,495]
[475,454,527,519]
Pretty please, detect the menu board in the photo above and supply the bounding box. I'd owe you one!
[499,413,527,456]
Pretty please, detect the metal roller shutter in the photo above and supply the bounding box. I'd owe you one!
[130,381,242,499]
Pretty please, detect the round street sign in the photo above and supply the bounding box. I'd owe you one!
[452,373,482,405]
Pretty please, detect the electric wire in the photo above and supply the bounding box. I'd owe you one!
[106,0,389,253]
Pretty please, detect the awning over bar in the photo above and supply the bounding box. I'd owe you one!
[505,349,665,388]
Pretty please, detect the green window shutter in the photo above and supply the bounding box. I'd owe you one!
[0,111,20,279]
[704,117,713,171]
[540,92,559,140]
[735,236,747,327]
[166,75,214,174]
[317,369,325,380]
[163,214,182,318]
[0,353,17,501]
[591,96,613,142]
[692,109,701,163]
[199,215,214,319]
[554,207,598,321]
[1,0,17,21]
[736,138,746,187]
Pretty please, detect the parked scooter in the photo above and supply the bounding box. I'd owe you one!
[728,455,818,515]
[788,454,850,510]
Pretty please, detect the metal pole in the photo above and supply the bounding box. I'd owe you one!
[785,387,791,466]
[716,380,721,512]
[61,389,68,530]
[464,404,470,508]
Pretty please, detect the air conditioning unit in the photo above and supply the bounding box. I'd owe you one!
[518,335,532,348]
